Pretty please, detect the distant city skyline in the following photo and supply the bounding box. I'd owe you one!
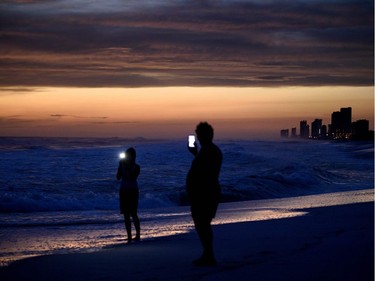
[280,107,373,140]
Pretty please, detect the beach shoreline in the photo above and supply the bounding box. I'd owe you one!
[0,190,373,281]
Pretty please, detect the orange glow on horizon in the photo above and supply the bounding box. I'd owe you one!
[0,86,373,139]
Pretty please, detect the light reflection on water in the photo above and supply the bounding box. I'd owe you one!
[0,189,373,266]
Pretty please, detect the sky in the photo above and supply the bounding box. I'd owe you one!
[0,0,373,139]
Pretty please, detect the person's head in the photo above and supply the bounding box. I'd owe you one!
[195,122,214,145]
[126,147,136,163]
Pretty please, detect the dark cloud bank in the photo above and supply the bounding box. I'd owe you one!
[0,0,373,87]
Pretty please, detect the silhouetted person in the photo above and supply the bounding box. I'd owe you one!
[186,122,222,266]
[116,147,141,243]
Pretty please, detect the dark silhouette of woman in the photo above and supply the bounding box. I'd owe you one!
[116,147,140,243]
[186,122,223,266]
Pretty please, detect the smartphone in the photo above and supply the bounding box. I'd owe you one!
[119,152,126,159]
[188,135,195,147]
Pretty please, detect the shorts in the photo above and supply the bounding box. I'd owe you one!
[119,188,139,215]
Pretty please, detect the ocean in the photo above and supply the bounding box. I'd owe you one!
[0,137,373,265]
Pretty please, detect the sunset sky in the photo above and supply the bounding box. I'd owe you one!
[0,0,373,139]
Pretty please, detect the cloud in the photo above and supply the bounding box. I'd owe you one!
[0,0,373,87]
[0,87,42,96]
[50,114,108,119]
[0,115,41,128]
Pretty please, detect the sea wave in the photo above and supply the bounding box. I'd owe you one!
[0,138,373,213]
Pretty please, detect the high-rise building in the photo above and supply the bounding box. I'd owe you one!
[280,129,289,138]
[352,119,369,139]
[300,120,310,138]
[331,111,341,137]
[341,107,352,135]
[311,119,322,139]
[331,107,352,139]
[321,125,327,138]
[291,127,297,138]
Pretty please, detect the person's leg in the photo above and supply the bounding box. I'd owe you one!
[124,189,140,242]
[124,212,132,243]
[193,215,216,266]
[132,189,140,241]
[131,211,140,241]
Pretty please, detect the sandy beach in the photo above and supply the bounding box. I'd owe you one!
[1,190,374,281]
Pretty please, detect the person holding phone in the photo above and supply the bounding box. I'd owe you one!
[186,122,223,266]
[116,147,141,243]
